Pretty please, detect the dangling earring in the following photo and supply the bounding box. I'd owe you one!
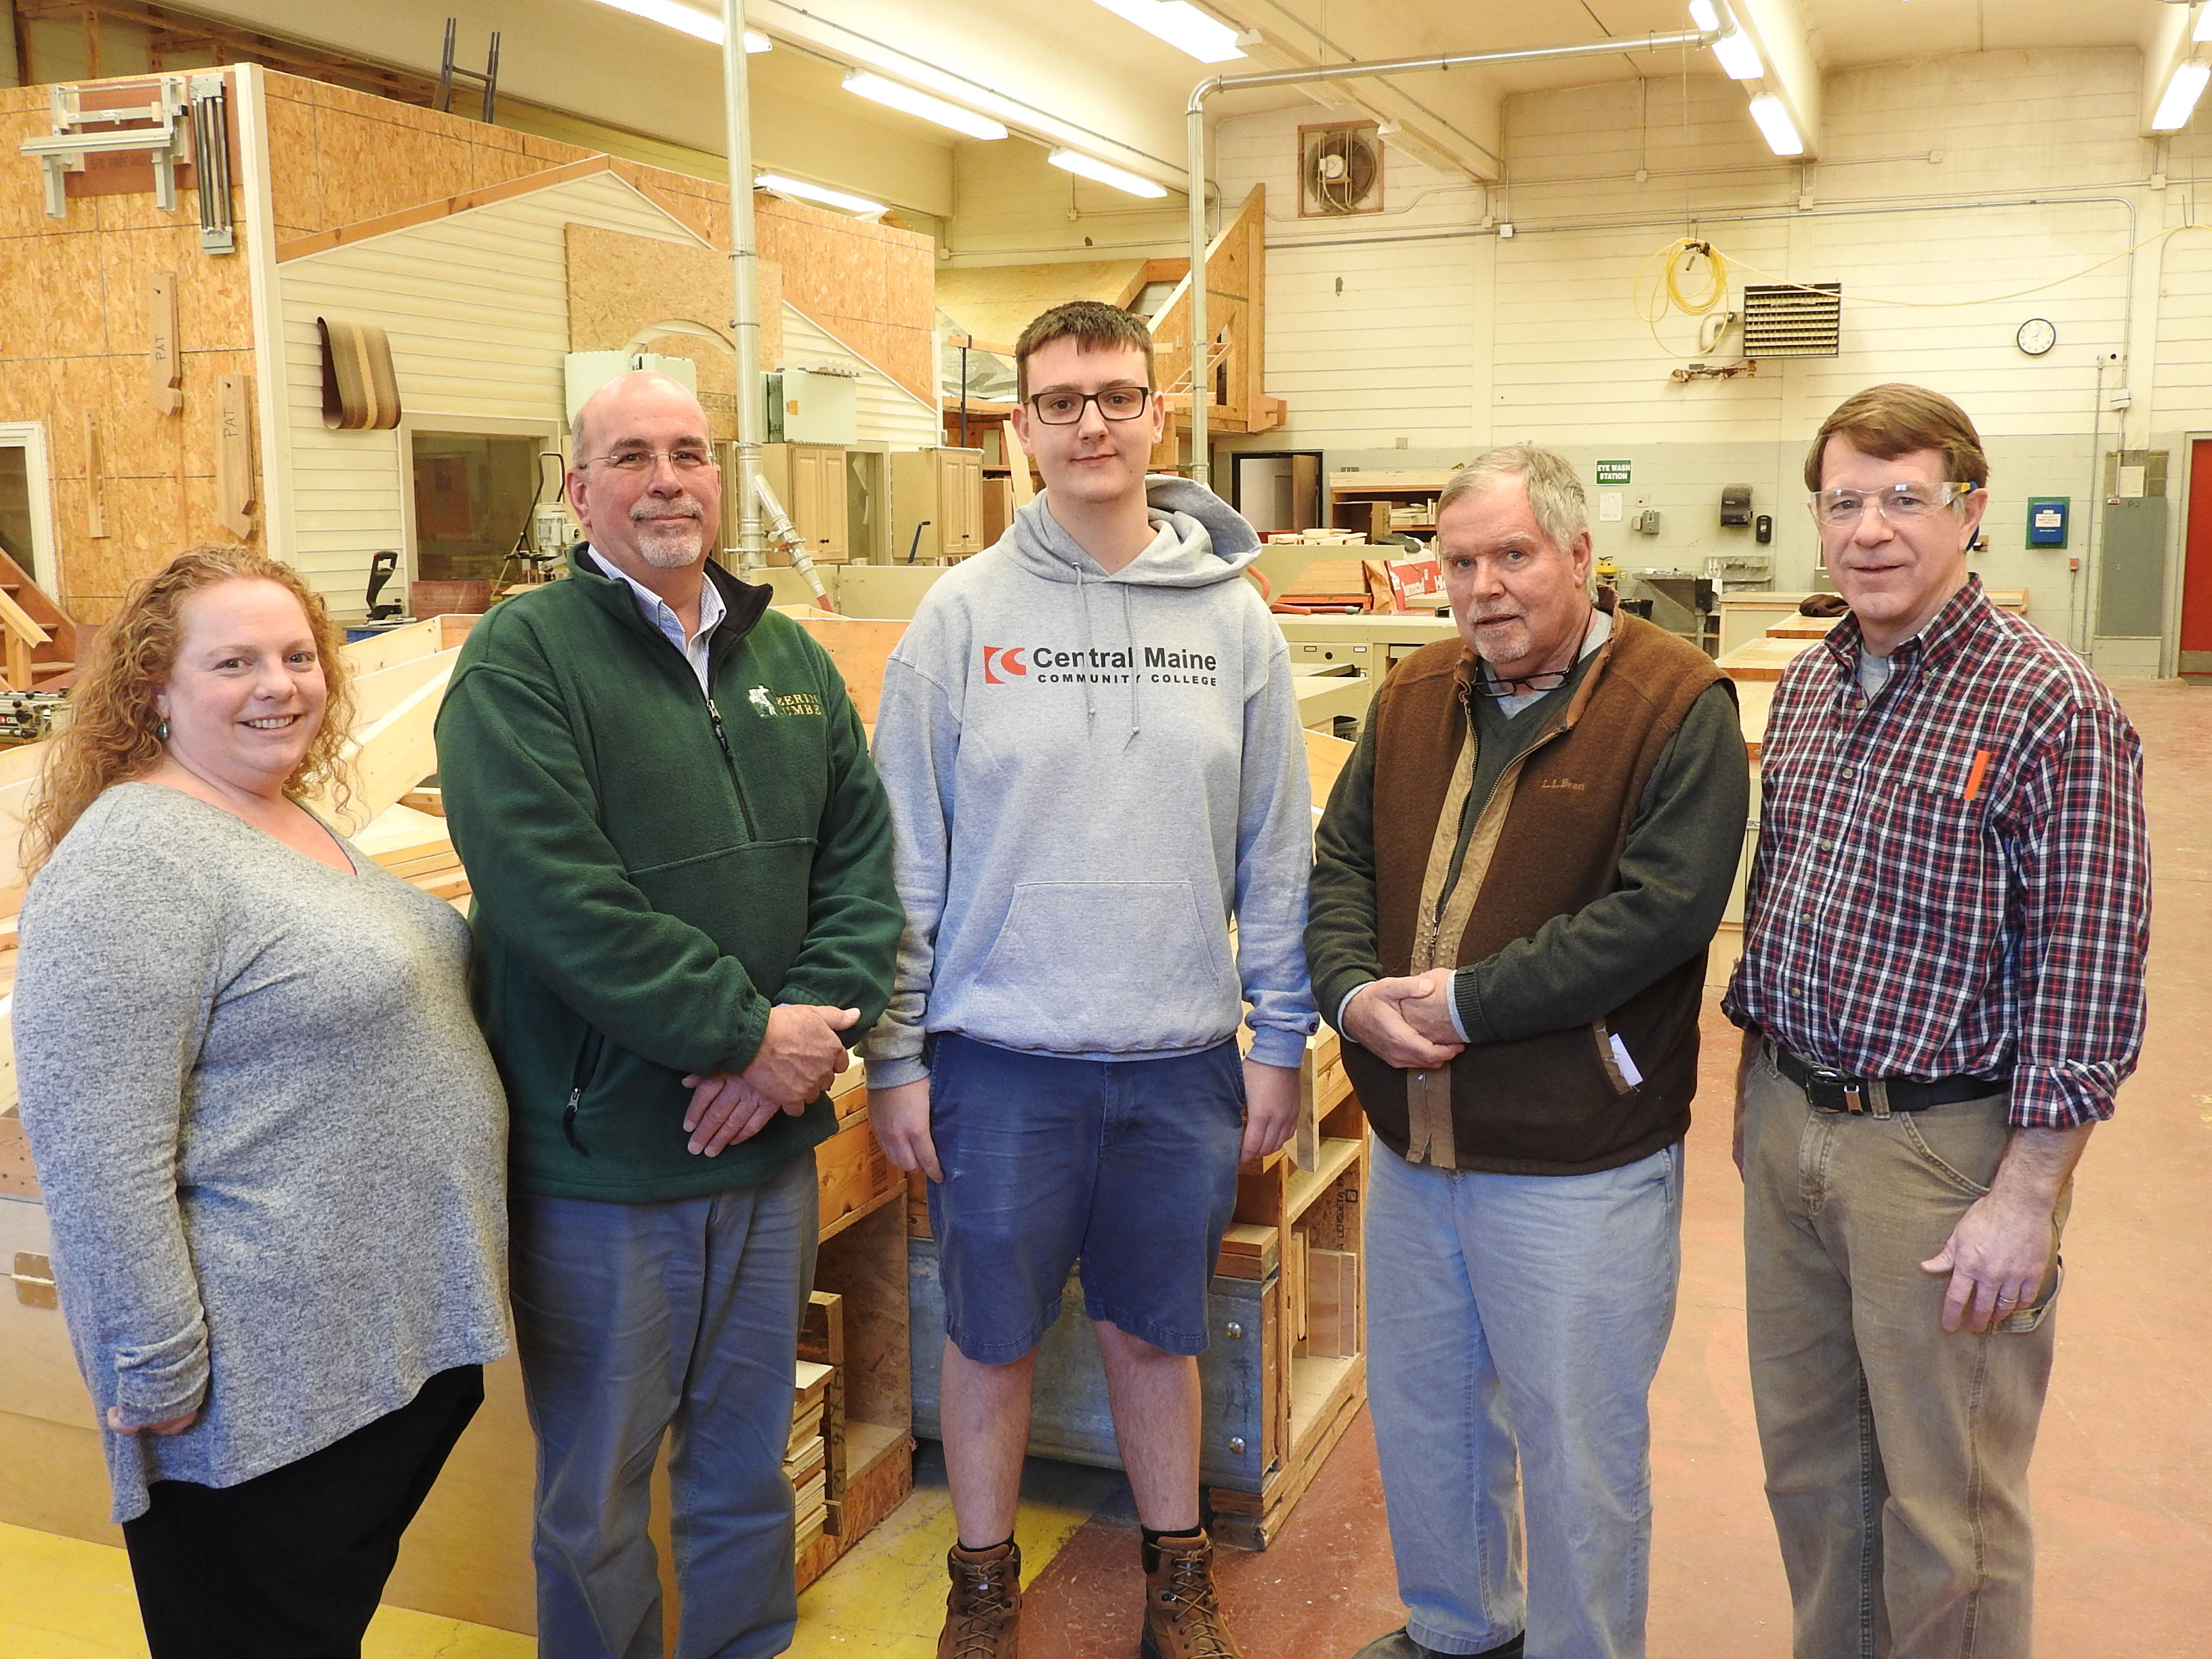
[157,720,170,741]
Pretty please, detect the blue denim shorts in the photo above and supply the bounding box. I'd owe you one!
[925,1033,1247,1364]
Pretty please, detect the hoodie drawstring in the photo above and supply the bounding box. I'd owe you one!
[1075,562,1099,727]
[1122,585,1141,747]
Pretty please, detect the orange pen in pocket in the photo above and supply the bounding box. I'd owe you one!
[1961,749,1991,804]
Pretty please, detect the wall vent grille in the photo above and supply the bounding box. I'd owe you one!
[1740,283,1841,358]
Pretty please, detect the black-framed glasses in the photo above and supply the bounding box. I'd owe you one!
[1472,668,1571,699]
[585,446,717,473]
[1027,386,1152,424]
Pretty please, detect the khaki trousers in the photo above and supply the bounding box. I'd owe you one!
[1742,1050,2068,1659]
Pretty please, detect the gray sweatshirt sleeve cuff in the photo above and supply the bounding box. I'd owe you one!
[859,1046,930,1090]
[1247,1025,1309,1071]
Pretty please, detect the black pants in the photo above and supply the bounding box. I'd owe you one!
[121,1364,485,1659]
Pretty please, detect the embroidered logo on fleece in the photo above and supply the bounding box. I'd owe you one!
[745,685,824,718]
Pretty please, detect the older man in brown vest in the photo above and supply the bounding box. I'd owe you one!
[1309,445,1747,1659]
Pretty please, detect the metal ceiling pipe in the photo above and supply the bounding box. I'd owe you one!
[723,0,766,571]
[1183,29,1716,489]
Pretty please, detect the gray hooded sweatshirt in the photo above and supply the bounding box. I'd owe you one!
[863,476,1317,1087]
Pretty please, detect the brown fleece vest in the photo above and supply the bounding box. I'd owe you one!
[1343,612,1725,1175]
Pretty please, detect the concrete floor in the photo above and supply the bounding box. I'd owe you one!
[3,678,2205,1655]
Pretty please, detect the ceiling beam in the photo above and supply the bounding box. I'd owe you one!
[1727,0,1822,159]
[2140,0,2197,138]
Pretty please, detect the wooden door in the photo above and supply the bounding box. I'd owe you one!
[2183,438,2212,673]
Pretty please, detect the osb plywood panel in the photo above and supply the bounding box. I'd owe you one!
[565,223,783,419]
[756,197,934,404]
[601,162,936,405]
[0,73,261,621]
[262,72,588,241]
[936,260,1151,352]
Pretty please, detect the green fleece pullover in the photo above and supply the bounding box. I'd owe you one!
[435,552,902,1202]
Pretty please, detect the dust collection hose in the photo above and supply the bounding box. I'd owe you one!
[752,473,834,612]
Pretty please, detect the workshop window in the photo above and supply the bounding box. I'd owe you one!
[410,432,544,586]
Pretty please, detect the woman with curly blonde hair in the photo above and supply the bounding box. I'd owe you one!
[12,547,511,1658]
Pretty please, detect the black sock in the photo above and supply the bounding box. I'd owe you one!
[956,1533,1015,1556]
[1140,1523,1204,1574]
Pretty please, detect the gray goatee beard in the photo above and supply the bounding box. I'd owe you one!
[632,502,706,569]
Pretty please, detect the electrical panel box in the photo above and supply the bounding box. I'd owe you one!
[779,366,859,445]
[1720,485,1753,527]
[2027,497,2069,549]
[563,350,699,429]
[1631,508,1662,535]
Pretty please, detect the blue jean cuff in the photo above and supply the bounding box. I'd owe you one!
[1081,1296,1208,1358]
[945,1303,1057,1366]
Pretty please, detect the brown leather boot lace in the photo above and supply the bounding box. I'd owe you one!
[1146,1544,1241,1659]
[943,1551,1020,1659]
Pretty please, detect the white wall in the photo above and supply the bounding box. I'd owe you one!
[276,172,708,613]
[1206,48,2186,659]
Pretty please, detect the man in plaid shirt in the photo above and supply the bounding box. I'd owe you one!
[1725,383,2149,1659]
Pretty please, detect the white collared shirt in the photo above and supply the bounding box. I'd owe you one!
[584,545,726,694]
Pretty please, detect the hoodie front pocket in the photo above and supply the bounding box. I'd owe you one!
[969,880,1240,1048]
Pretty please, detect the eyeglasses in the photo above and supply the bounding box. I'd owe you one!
[1027,386,1152,424]
[1472,668,1570,699]
[585,447,717,473]
[1808,482,1975,533]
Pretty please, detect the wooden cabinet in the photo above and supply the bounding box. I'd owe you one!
[758,443,848,565]
[889,447,985,563]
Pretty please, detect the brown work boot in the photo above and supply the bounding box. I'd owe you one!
[1140,1528,1242,1659]
[939,1538,1022,1659]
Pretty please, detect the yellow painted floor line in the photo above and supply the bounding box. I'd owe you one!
[790,1444,1124,1657]
[0,1448,1124,1658]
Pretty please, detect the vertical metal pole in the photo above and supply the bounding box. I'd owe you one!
[722,0,766,572]
[1187,98,1210,489]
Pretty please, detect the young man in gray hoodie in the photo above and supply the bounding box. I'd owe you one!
[865,300,1317,1659]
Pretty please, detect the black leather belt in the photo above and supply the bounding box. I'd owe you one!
[1773,1046,2007,1115]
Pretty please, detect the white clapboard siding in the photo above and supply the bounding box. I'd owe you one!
[780,304,940,448]
[276,170,709,613]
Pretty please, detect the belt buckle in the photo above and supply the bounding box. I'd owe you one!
[1807,1067,1865,1114]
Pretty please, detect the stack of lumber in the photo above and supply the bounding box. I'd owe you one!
[790,1360,834,1551]
[1273,558,1372,615]
[352,799,469,902]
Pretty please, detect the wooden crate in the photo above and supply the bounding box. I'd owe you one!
[905,1030,1367,1549]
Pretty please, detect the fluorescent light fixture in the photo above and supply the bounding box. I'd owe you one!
[755,172,887,214]
[2197,4,2212,43]
[1713,27,1763,79]
[2154,60,2212,130]
[585,0,769,48]
[1688,0,1720,30]
[1747,94,1805,156]
[1046,147,1169,199]
[842,72,1007,140]
[1088,0,1245,64]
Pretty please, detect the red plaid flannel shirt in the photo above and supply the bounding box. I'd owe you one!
[1724,578,2149,1129]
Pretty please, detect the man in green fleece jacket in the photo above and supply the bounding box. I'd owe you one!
[436,371,901,1659]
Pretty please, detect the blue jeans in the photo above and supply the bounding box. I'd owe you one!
[509,1151,819,1659]
[1365,1135,1683,1659]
